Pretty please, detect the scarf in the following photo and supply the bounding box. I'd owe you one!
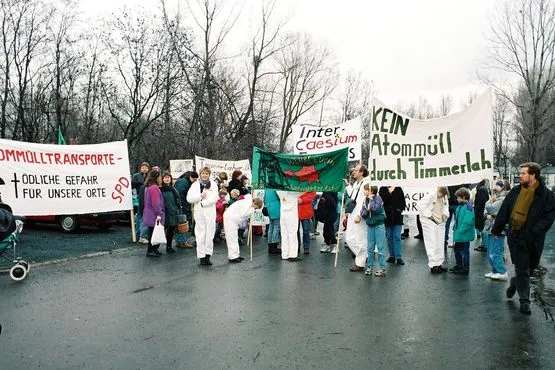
[510,183,538,230]
[199,178,211,192]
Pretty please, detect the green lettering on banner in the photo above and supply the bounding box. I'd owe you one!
[407,149,492,179]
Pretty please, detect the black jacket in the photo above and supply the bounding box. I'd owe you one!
[492,180,555,240]
[378,186,406,226]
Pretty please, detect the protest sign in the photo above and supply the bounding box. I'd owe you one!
[195,156,251,181]
[369,91,493,187]
[292,117,362,161]
[0,139,133,216]
[169,159,194,179]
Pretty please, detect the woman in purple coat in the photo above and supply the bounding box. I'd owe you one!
[143,169,165,257]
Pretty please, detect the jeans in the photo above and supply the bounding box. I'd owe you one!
[268,218,281,244]
[385,224,402,259]
[454,241,470,269]
[444,204,457,246]
[487,233,506,273]
[135,215,148,239]
[367,224,386,270]
[299,219,312,250]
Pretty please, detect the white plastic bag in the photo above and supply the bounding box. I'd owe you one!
[151,217,166,245]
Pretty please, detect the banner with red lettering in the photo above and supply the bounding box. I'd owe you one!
[292,117,362,161]
[0,139,133,216]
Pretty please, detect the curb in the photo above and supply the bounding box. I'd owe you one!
[0,245,140,273]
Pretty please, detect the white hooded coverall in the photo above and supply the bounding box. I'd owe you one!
[345,179,369,267]
[187,180,218,259]
[276,191,301,259]
[224,194,254,259]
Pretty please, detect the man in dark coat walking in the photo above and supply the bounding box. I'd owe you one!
[492,162,555,315]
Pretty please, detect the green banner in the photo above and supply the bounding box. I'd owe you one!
[252,147,348,192]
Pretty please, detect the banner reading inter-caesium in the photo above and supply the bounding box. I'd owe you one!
[0,139,133,216]
[369,90,493,187]
[292,117,362,161]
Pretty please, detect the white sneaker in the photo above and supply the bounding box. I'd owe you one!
[320,245,331,253]
[138,237,149,244]
[331,246,339,254]
[310,233,316,240]
[484,272,494,278]
[492,272,509,281]
[365,268,372,275]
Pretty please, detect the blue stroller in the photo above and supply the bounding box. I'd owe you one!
[0,205,28,281]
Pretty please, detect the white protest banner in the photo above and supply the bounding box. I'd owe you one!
[195,155,251,181]
[251,209,269,226]
[369,91,493,187]
[292,117,362,161]
[402,187,434,214]
[169,159,194,179]
[0,139,133,216]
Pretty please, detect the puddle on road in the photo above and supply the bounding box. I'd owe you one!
[530,266,554,324]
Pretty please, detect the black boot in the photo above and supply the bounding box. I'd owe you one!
[146,246,160,257]
[205,254,213,265]
[200,257,208,265]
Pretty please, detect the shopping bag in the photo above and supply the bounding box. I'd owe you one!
[151,218,166,244]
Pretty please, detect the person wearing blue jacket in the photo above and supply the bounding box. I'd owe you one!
[264,189,281,254]
[450,187,475,275]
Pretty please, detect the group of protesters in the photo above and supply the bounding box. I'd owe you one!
[131,160,555,315]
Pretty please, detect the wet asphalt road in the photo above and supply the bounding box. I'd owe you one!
[0,225,554,369]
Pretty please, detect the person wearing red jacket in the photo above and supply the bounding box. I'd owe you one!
[298,192,317,254]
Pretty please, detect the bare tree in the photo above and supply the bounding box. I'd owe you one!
[487,0,555,163]
[492,93,514,176]
[275,33,337,151]
[437,94,453,116]
[101,9,169,154]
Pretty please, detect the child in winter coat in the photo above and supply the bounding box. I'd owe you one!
[215,190,229,241]
[357,184,387,276]
[450,187,475,275]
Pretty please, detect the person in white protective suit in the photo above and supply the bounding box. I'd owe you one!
[224,195,263,262]
[276,191,303,261]
[187,166,219,266]
[345,164,370,272]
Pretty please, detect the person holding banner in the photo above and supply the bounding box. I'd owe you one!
[224,195,263,262]
[276,191,303,261]
[264,189,282,254]
[298,192,316,254]
[143,169,165,257]
[418,187,449,274]
[346,164,370,272]
[187,167,218,266]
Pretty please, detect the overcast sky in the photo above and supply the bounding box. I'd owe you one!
[81,0,498,106]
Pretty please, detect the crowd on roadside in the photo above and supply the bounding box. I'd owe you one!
[130,161,555,315]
